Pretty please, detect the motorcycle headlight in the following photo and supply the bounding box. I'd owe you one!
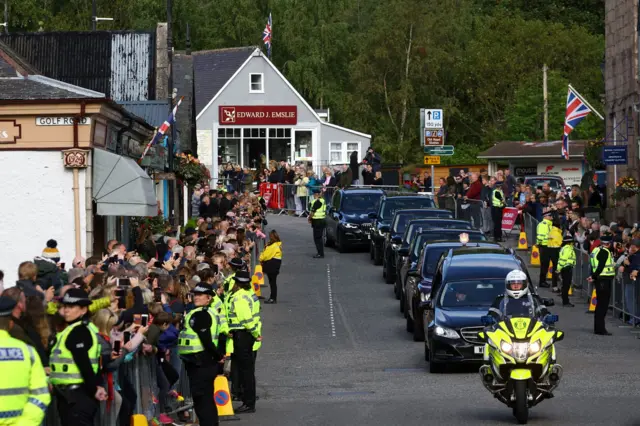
[420,292,430,302]
[434,326,459,339]
[343,223,358,229]
[391,244,400,250]
[512,342,529,361]
[529,340,541,354]
[500,340,513,354]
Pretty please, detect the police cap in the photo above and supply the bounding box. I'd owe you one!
[0,296,17,317]
[600,234,613,244]
[234,271,252,284]
[60,288,92,307]
[191,283,215,296]
[229,257,245,269]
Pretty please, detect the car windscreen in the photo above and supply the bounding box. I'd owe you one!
[380,198,436,220]
[439,279,505,308]
[342,194,381,214]
[393,211,450,233]
[405,222,472,244]
[526,178,563,190]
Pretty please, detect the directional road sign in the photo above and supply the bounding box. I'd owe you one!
[424,128,444,146]
[424,145,454,156]
[424,109,443,128]
[424,156,440,165]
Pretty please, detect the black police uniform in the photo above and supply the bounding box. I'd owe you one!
[310,194,326,258]
[591,239,614,335]
[488,293,548,321]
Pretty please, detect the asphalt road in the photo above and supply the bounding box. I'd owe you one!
[236,214,640,426]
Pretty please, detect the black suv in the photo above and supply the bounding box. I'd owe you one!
[382,208,453,284]
[369,194,436,265]
[324,188,385,252]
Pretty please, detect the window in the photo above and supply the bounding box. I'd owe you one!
[250,73,264,93]
[218,128,241,165]
[329,141,360,164]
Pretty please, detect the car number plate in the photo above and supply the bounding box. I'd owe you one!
[474,346,484,354]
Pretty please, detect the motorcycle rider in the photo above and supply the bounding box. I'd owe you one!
[488,270,549,320]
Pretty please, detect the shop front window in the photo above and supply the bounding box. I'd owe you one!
[269,127,291,164]
[294,130,312,161]
[218,128,241,166]
[243,128,266,170]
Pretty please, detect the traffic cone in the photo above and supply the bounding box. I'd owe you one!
[214,375,237,419]
[517,232,528,250]
[530,245,540,266]
[131,414,147,426]
[568,285,573,296]
[252,267,262,297]
[588,289,597,312]
[547,261,553,280]
[253,264,266,288]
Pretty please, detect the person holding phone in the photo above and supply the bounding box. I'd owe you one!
[49,289,107,425]
[177,283,223,425]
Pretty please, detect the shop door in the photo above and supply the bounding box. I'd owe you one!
[243,128,266,170]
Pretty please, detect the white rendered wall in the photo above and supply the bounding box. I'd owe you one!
[0,151,87,288]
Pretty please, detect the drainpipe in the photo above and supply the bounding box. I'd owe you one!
[73,102,87,257]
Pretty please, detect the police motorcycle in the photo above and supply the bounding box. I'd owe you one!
[477,270,565,424]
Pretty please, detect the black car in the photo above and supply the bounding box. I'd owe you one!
[403,241,500,342]
[383,208,453,284]
[393,219,474,299]
[325,188,384,252]
[369,195,436,265]
[422,247,553,373]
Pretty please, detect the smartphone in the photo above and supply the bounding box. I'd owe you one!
[187,293,193,303]
[113,340,122,352]
[179,275,186,284]
[154,288,162,303]
[133,314,141,325]
[123,332,131,344]
[59,263,65,270]
[117,278,130,287]
[174,253,180,260]
[141,314,149,327]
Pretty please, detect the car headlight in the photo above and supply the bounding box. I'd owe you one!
[500,340,513,354]
[391,243,400,250]
[343,223,358,229]
[434,326,459,339]
[420,292,430,302]
[529,340,541,354]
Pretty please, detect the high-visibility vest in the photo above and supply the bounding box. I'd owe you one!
[228,289,258,335]
[590,247,615,277]
[49,321,100,385]
[0,330,51,425]
[210,295,229,335]
[536,219,553,246]
[492,188,505,207]
[547,226,563,248]
[557,244,576,271]
[251,293,262,351]
[313,198,327,219]
[223,272,236,294]
[178,306,220,355]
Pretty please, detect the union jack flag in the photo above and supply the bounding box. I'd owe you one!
[139,96,183,163]
[263,13,272,58]
[562,87,592,160]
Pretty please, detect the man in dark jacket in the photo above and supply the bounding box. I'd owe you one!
[364,147,382,172]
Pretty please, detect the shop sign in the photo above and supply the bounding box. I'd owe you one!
[0,120,22,144]
[537,161,583,186]
[219,106,297,125]
[36,116,91,126]
[513,166,537,177]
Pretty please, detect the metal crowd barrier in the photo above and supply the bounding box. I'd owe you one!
[45,352,160,426]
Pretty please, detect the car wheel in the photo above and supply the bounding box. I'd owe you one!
[382,255,387,279]
[394,274,402,301]
[424,342,430,361]
[336,232,346,253]
[385,265,395,284]
[412,303,426,342]
[429,359,444,374]
[399,290,405,313]
[405,312,414,333]
[373,245,383,265]
[369,243,374,260]
[323,229,333,247]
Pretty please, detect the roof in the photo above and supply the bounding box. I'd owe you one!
[341,187,384,194]
[0,39,39,76]
[478,140,588,159]
[394,208,451,215]
[193,47,256,116]
[444,252,522,281]
[118,100,171,127]
[425,241,500,249]
[0,75,106,100]
[382,193,427,198]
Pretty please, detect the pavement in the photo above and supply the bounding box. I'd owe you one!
[234,215,640,425]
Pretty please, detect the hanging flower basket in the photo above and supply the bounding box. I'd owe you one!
[131,206,171,235]
[174,153,211,188]
[583,139,605,170]
[612,176,640,201]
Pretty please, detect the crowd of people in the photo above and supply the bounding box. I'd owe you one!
[0,189,284,425]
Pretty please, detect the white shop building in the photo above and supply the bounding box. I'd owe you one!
[193,47,371,178]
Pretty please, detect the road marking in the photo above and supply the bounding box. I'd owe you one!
[327,264,336,337]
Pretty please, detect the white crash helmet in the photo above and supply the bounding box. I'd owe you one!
[505,270,529,299]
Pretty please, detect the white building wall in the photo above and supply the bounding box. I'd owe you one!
[0,151,87,288]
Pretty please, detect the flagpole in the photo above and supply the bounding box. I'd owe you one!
[568,84,604,120]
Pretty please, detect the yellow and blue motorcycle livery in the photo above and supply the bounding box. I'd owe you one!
[477,314,564,424]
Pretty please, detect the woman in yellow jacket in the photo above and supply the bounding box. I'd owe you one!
[259,230,282,304]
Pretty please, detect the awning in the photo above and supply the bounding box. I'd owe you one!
[93,148,157,217]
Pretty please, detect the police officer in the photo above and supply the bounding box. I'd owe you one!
[556,235,576,307]
[198,268,229,359]
[0,295,50,425]
[49,288,106,425]
[490,178,505,242]
[223,258,246,294]
[536,211,554,287]
[178,283,224,425]
[488,270,549,320]
[588,234,615,335]
[228,271,261,413]
[308,189,326,258]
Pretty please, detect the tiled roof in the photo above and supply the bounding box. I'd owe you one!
[478,140,588,158]
[193,47,256,116]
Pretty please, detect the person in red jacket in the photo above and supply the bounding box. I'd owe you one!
[464,172,483,229]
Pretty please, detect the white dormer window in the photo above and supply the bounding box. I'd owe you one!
[250,73,264,93]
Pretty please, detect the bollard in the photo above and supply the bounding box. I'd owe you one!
[530,245,540,266]
[252,265,262,297]
[547,261,553,280]
[517,231,528,250]
[589,289,597,312]
[214,375,238,420]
